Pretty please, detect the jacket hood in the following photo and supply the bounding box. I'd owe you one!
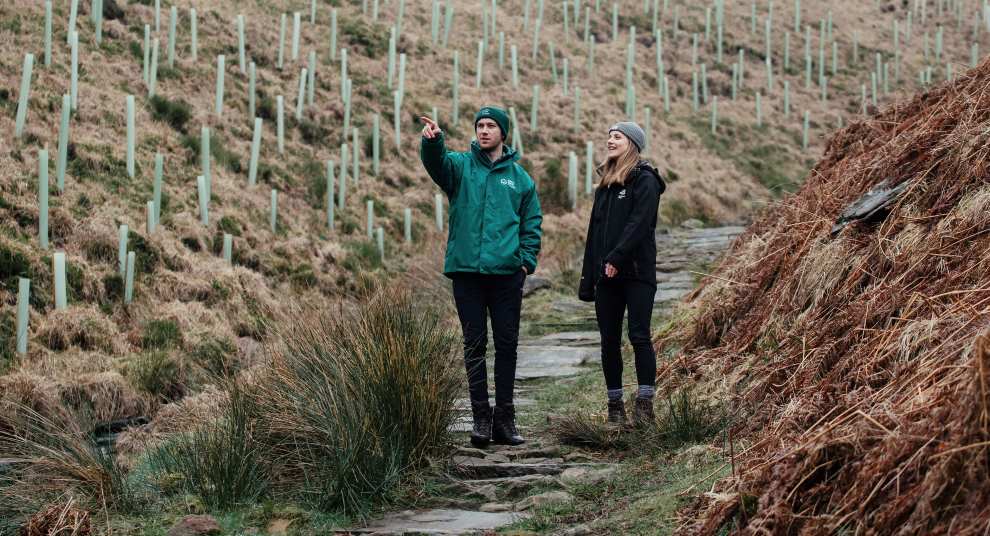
[470,140,520,169]
[634,160,667,195]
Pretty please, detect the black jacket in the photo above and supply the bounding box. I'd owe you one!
[578,161,666,302]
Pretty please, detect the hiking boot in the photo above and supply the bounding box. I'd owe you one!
[470,401,492,448]
[633,397,656,427]
[606,399,628,428]
[492,404,525,446]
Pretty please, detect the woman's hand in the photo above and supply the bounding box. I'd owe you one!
[604,263,618,278]
[420,116,442,139]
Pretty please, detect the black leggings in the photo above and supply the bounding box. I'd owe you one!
[451,270,525,406]
[594,278,657,391]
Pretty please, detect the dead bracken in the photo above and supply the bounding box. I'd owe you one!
[658,58,990,535]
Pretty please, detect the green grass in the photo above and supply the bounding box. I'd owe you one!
[688,118,806,196]
[149,95,192,133]
[125,350,185,401]
[141,319,183,350]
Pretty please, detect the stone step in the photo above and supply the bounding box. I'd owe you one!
[528,331,599,347]
[350,508,529,535]
[515,345,596,380]
[450,456,570,479]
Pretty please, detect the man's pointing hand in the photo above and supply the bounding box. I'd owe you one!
[420,116,442,139]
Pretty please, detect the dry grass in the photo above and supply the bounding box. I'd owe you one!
[659,57,990,535]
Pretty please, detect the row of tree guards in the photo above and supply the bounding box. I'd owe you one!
[9,0,989,356]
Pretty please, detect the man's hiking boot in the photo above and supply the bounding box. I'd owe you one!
[607,399,628,428]
[633,397,656,428]
[492,404,525,446]
[470,401,492,448]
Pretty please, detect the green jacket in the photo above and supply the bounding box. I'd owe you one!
[420,133,543,276]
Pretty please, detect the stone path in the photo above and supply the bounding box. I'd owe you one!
[347,225,743,535]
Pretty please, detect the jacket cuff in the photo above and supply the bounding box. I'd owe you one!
[604,250,626,266]
[522,258,537,275]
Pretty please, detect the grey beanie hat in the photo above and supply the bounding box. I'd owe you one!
[608,121,646,152]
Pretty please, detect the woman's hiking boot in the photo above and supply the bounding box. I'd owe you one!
[606,399,628,428]
[470,401,492,448]
[492,404,525,445]
[633,397,656,428]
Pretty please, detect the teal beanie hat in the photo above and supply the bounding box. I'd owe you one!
[474,106,510,140]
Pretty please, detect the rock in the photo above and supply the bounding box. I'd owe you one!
[522,275,552,297]
[167,515,221,536]
[484,453,511,463]
[471,484,498,502]
[514,491,574,511]
[453,457,566,478]
[505,445,562,459]
[453,446,489,458]
[555,524,594,535]
[680,218,705,229]
[560,466,617,487]
[355,509,528,533]
[480,502,513,513]
[266,518,293,535]
[563,452,598,463]
[515,345,596,380]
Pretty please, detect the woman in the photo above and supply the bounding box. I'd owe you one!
[578,121,666,427]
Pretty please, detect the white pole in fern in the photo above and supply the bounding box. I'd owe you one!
[143,25,150,83]
[435,193,444,232]
[38,150,49,250]
[452,51,460,127]
[295,68,308,121]
[376,227,385,261]
[67,0,78,44]
[291,12,301,62]
[343,78,352,137]
[56,94,70,191]
[154,0,161,31]
[443,0,454,47]
[404,208,412,244]
[270,190,278,233]
[146,201,155,234]
[44,1,52,67]
[307,51,317,106]
[153,152,163,225]
[215,55,226,118]
[223,234,233,264]
[237,15,247,74]
[124,251,136,304]
[190,8,198,62]
[16,278,29,354]
[248,118,263,186]
[248,62,257,121]
[148,38,159,98]
[94,0,103,44]
[277,13,287,70]
[476,41,485,88]
[126,95,136,178]
[568,151,578,210]
[373,113,381,177]
[326,160,336,230]
[393,91,402,148]
[168,7,178,67]
[117,224,128,275]
[14,54,34,139]
[339,144,349,208]
[201,127,211,198]
[352,128,360,184]
[511,45,519,89]
[366,200,375,239]
[53,252,67,310]
[585,140,594,194]
[276,96,285,154]
[310,0,317,23]
[340,49,348,98]
[330,9,338,61]
[530,85,540,133]
[388,28,396,88]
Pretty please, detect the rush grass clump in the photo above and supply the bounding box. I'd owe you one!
[252,285,461,516]
[661,58,990,535]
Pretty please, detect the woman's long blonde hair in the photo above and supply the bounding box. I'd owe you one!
[596,139,641,188]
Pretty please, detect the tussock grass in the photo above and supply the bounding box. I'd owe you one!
[252,285,461,516]
[146,384,267,511]
[551,386,727,453]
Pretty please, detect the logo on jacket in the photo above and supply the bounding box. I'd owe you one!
[617,189,627,199]
[500,178,516,190]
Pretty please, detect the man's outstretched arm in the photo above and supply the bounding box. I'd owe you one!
[419,116,460,197]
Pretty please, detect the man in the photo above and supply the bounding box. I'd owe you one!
[420,107,543,447]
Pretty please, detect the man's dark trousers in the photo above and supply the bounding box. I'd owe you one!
[451,270,526,407]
